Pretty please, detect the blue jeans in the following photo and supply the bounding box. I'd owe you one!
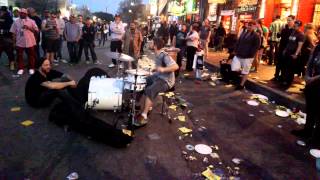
[67,42,79,63]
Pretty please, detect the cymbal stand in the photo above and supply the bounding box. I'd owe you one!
[127,60,139,132]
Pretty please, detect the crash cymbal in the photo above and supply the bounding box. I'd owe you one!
[126,69,150,76]
[105,52,121,59]
[119,54,135,62]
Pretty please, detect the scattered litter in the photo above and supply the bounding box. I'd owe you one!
[203,157,209,163]
[248,113,255,117]
[225,84,233,88]
[210,153,220,159]
[195,144,213,155]
[259,110,265,113]
[145,155,157,165]
[247,100,259,106]
[209,82,216,87]
[296,117,306,125]
[184,73,190,77]
[232,158,242,164]
[66,172,79,180]
[218,162,223,165]
[187,110,192,114]
[259,80,268,84]
[12,74,20,78]
[211,145,219,151]
[158,92,165,96]
[202,168,221,180]
[275,109,289,118]
[234,167,240,171]
[209,165,214,169]
[179,127,192,134]
[250,94,269,104]
[165,92,175,98]
[277,125,283,128]
[296,140,306,147]
[187,155,197,161]
[186,144,195,151]
[182,151,188,155]
[147,133,160,140]
[178,116,186,122]
[122,129,132,136]
[168,105,177,111]
[310,149,320,158]
[11,107,21,112]
[21,120,34,127]
[178,136,183,140]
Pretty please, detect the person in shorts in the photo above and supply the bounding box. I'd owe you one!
[134,37,179,127]
[231,20,261,90]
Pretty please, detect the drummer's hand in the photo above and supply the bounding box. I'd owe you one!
[68,80,77,88]
[156,67,165,73]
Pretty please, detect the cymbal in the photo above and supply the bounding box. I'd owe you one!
[105,52,135,62]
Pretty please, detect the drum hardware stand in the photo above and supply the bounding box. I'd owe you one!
[127,61,140,132]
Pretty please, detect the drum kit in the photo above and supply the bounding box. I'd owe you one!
[87,52,154,129]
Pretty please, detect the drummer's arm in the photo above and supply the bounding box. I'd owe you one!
[41,81,76,90]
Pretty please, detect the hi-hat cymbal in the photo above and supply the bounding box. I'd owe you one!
[126,69,150,76]
[105,52,135,62]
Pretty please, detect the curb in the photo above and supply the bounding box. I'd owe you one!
[205,63,306,111]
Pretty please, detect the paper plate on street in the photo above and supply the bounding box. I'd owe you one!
[310,149,320,158]
[195,144,213,155]
[275,110,290,117]
[247,100,259,106]
[252,94,268,100]
[296,140,306,147]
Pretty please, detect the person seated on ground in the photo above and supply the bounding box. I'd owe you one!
[134,37,179,127]
[25,57,77,108]
[291,28,320,147]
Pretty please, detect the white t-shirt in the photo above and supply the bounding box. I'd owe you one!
[186,31,199,48]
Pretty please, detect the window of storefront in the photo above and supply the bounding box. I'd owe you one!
[313,4,320,27]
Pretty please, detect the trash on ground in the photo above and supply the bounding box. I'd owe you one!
[182,151,188,155]
[187,155,197,161]
[122,129,132,136]
[168,105,177,111]
[210,153,220,159]
[202,168,221,180]
[203,157,209,163]
[145,155,157,165]
[259,110,265,113]
[179,127,192,134]
[186,144,195,151]
[211,145,219,151]
[11,107,21,112]
[248,113,255,117]
[147,133,160,140]
[275,109,290,118]
[310,149,320,158]
[277,125,283,128]
[296,117,306,125]
[247,100,260,106]
[232,158,242,164]
[21,120,34,127]
[225,84,233,88]
[66,172,79,180]
[209,82,217,87]
[165,92,175,98]
[195,144,213,155]
[296,140,306,147]
[187,110,192,114]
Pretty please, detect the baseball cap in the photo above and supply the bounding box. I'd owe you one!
[19,8,28,14]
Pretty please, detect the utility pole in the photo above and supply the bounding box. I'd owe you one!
[156,0,159,16]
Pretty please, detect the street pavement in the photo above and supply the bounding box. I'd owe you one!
[0,41,317,179]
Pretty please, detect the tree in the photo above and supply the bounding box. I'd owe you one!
[92,12,114,22]
[117,0,148,23]
[13,0,66,13]
[77,5,91,18]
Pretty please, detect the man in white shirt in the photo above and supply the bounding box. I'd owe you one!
[108,14,125,68]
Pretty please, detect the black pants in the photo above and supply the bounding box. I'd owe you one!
[282,54,296,85]
[176,46,185,76]
[304,78,320,138]
[110,40,122,64]
[268,41,279,65]
[0,37,14,63]
[77,39,84,62]
[274,51,285,80]
[84,41,97,62]
[186,46,197,71]
[67,42,79,63]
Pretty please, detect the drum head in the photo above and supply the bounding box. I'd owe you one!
[126,69,149,76]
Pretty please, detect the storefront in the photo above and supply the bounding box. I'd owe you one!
[220,10,235,33]
[208,3,218,22]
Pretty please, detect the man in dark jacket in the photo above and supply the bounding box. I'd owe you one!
[231,20,261,90]
[0,6,14,70]
[169,21,178,45]
[82,17,98,64]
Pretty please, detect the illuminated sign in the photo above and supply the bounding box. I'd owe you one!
[236,5,257,13]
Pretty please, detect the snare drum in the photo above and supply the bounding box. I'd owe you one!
[124,69,150,91]
[88,77,124,110]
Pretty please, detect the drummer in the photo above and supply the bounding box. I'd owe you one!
[134,37,179,127]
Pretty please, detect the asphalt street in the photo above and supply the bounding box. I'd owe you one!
[0,42,317,179]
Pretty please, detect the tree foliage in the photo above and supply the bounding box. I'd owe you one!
[92,12,114,22]
[117,0,148,23]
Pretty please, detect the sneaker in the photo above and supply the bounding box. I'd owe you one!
[85,61,90,64]
[29,69,35,75]
[133,114,148,127]
[94,60,102,65]
[9,62,15,71]
[53,59,59,63]
[108,63,115,68]
[61,59,68,64]
[119,63,124,69]
[17,69,24,75]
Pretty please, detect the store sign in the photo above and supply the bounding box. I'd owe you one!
[185,0,198,13]
[236,5,257,13]
[168,1,185,16]
[239,0,258,5]
[239,14,253,21]
[221,10,235,16]
[208,0,226,3]
[0,0,8,6]
[208,3,218,21]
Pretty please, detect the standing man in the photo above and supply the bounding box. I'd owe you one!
[64,14,82,64]
[56,10,66,62]
[269,15,284,65]
[199,19,211,61]
[82,17,98,64]
[172,23,188,76]
[77,15,84,62]
[108,15,125,68]
[27,8,42,63]
[215,22,226,51]
[10,8,39,75]
[169,21,178,45]
[41,10,50,58]
[0,6,14,70]
[281,20,304,87]
[42,11,60,64]
[123,21,143,69]
[231,20,261,90]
